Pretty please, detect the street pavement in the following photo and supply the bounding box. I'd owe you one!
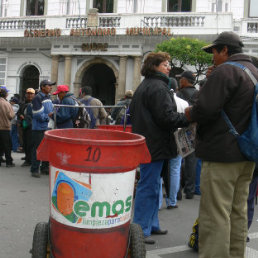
[0,152,258,258]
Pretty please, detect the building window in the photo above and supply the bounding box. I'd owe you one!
[225,3,228,12]
[0,0,8,17]
[217,0,222,12]
[0,58,7,86]
[249,0,258,17]
[26,0,44,16]
[167,0,191,12]
[93,0,113,13]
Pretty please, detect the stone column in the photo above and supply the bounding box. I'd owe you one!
[64,55,72,87]
[133,56,142,92]
[116,56,127,102]
[51,55,59,92]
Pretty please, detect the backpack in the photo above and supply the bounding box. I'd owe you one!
[188,218,199,252]
[80,97,96,129]
[222,61,258,163]
[115,106,127,125]
[72,98,91,129]
[115,99,132,125]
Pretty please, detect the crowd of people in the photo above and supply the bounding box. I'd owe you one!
[1,30,258,258]
[129,31,258,258]
[0,81,129,175]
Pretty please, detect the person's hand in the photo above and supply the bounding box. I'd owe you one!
[185,106,192,121]
[48,112,53,118]
[206,65,216,77]
[20,115,24,120]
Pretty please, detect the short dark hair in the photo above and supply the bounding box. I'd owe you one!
[0,88,7,98]
[141,52,171,77]
[81,86,92,96]
[213,44,243,56]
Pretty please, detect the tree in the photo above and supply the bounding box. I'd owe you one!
[155,37,212,83]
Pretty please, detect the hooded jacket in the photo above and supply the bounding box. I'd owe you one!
[190,53,258,162]
[130,73,189,161]
[56,92,78,129]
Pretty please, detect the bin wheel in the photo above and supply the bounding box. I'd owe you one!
[31,222,50,258]
[128,223,146,258]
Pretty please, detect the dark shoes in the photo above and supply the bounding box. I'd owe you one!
[185,193,194,199]
[40,168,49,175]
[0,157,6,163]
[6,163,15,168]
[31,173,40,178]
[21,161,31,167]
[167,205,178,209]
[177,189,182,201]
[144,236,155,245]
[152,229,168,235]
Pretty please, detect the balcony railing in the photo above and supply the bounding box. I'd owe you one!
[247,22,258,33]
[142,15,205,27]
[0,18,45,30]
[0,12,233,36]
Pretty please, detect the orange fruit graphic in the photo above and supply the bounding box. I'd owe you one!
[57,182,74,216]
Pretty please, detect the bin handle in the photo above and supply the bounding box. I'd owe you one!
[37,137,49,162]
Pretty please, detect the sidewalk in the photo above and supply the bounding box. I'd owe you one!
[146,188,258,258]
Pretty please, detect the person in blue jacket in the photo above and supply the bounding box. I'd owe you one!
[52,85,78,129]
[30,80,55,178]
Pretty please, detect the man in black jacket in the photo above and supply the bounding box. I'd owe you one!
[185,31,257,258]
[177,71,198,199]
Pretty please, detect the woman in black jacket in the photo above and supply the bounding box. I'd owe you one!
[130,52,189,244]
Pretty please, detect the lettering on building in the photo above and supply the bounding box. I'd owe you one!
[126,27,172,36]
[24,29,61,37]
[70,28,116,36]
[81,43,108,51]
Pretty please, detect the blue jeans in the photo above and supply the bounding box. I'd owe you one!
[133,160,164,237]
[10,124,19,152]
[166,155,182,207]
[195,159,202,195]
[247,174,258,229]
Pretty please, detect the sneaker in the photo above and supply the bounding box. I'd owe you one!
[185,193,194,199]
[6,163,15,168]
[151,229,168,235]
[21,161,31,167]
[144,236,155,245]
[31,173,40,178]
[167,205,178,209]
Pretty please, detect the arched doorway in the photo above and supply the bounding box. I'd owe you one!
[81,63,116,105]
[20,65,40,99]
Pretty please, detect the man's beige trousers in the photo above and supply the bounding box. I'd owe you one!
[199,161,255,258]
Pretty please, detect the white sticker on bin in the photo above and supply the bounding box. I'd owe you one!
[50,166,136,229]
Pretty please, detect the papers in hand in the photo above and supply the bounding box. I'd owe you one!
[174,123,196,157]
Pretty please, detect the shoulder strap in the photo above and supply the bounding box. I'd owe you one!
[222,61,257,137]
[225,61,257,85]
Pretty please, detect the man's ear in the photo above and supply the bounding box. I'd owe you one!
[222,46,229,56]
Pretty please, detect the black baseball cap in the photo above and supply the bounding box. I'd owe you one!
[40,80,56,87]
[202,31,244,53]
[177,71,195,83]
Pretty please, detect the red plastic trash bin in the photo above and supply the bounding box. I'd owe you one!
[97,125,132,132]
[31,129,150,258]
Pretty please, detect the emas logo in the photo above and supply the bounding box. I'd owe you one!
[51,171,133,228]
[52,171,92,224]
